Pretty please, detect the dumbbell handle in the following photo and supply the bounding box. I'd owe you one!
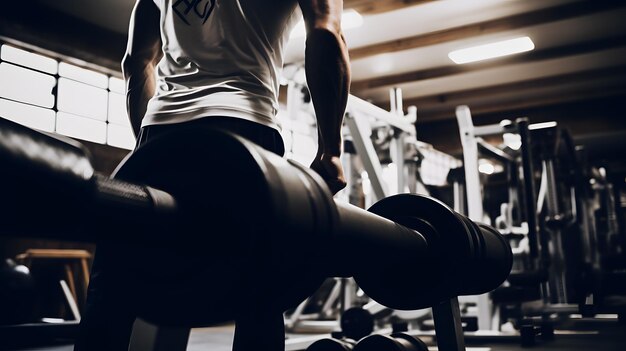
[330,201,429,277]
[93,175,178,229]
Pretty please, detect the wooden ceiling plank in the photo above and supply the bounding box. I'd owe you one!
[344,0,434,14]
[413,86,626,123]
[401,66,626,108]
[351,36,626,91]
[349,1,625,60]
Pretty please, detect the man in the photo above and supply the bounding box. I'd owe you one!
[75,0,350,350]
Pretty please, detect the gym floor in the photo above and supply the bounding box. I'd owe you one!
[15,319,626,351]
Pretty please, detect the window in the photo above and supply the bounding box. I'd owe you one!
[0,43,136,150]
[56,112,107,144]
[0,62,56,108]
[107,91,129,126]
[108,76,125,94]
[1,44,58,74]
[59,62,108,89]
[107,123,135,149]
[0,98,55,132]
[57,78,108,121]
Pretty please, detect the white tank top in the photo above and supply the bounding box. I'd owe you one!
[144,0,300,130]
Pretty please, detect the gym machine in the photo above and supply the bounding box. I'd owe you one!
[283,72,456,207]
[457,106,569,336]
[0,116,512,351]
[344,93,458,203]
[456,105,626,345]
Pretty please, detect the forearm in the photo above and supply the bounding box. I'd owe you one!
[124,65,156,137]
[122,0,162,137]
[305,28,351,156]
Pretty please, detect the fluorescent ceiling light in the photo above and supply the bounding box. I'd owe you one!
[290,9,363,39]
[448,36,535,64]
[528,121,558,130]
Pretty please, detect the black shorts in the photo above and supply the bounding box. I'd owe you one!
[136,117,285,156]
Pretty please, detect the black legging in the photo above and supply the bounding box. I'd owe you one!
[75,117,286,351]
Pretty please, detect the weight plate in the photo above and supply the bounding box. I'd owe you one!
[307,338,354,351]
[357,194,472,310]
[341,307,374,340]
[390,333,429,351]
[353,334,402,351]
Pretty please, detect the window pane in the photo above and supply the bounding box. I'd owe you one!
[107,92,129,126]
[59,62,108,88]
[1,45,58,75]
[0,63,56,108]
[56,112,107,144]
[57,78,108,121]
[0,98,55,132]
[108,77,125,94]
[107,123,135,150]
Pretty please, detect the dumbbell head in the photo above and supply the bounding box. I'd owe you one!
[307,338,356,351]
[361,194,512,309]
[0,259,37,325]
[354,333,428,351]
[340,307,374,340]
[0,117,96,237]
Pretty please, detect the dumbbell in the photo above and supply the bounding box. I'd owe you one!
[520,321,555,347]
[354,333,428,351]
[0,117,513,327]
[307,336,358,351]
[340,307,374,341]
[0,259,37,325]
[305,308,373,351]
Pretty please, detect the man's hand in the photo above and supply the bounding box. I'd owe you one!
[310,153,346,195]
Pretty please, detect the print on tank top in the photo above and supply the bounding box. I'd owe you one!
[173,0,216,25]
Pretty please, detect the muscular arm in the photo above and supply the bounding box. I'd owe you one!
[122,0,162,137]
[298,0,351,193]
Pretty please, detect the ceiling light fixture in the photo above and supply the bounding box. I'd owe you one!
[448,36,535,64]
[290,9,363,39]
[528,121,558,130]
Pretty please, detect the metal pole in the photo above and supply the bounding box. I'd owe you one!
[344,113,388,201]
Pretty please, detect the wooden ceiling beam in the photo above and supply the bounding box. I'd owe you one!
[416,95,626,154]
[411,85,626,123]
[400,66,626,109]
[0,3,125,72]
[344,0,434,14]
[349,1,624,60]
[351,36,626,91]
